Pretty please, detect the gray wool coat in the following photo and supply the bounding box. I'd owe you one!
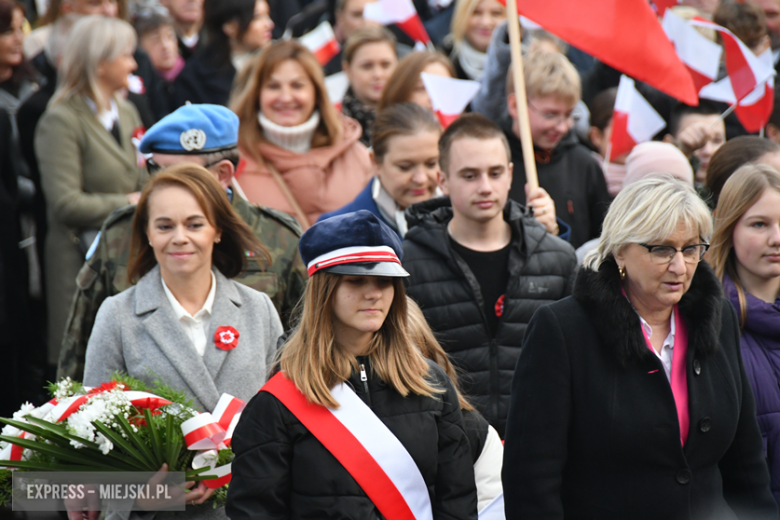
[83,265,283,412]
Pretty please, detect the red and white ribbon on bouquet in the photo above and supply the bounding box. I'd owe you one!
[0,398,58,463]
[49,387,172,423]
[181,393,246,489]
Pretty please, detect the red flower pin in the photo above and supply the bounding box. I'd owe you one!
[214,326,240,351]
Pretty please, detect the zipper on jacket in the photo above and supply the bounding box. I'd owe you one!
[359,362,372,407]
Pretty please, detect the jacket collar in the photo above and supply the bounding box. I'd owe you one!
[572,259,723,366]
[134,264,243,411]
[68,96,136,170]
[404,197,547,265]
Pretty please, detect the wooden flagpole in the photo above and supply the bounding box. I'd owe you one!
[505,0,539,190]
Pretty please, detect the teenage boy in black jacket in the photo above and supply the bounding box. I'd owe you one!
[402,114,577,437]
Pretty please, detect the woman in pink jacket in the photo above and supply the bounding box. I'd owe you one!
[230,40,372,228]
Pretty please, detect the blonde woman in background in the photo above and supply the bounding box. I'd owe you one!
[441,0,505,81]
[230,40,372,227]
[35,15,146,368]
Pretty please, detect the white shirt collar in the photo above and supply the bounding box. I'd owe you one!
[84,96,119,131]
[161,270,216,321]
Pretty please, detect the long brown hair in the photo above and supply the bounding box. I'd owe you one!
[406,298,474,411]
[128,163,271,283]
[230,40,343,154]
[279,272,440,408]
[377,51,455,112]
[708,163,780,326]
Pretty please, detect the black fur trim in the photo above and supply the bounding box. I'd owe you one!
[572,259,724,366]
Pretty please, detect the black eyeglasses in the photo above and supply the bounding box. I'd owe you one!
[638,243,710,265]
[145,157,231,175]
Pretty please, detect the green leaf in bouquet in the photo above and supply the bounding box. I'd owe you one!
[164,414,181,470]
[20,417,101,450]
[114,415,158,469]
[92,421,157,471]
[0,435,116,471]
[143,408,165,468]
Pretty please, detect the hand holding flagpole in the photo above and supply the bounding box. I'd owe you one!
[505,0,539,190]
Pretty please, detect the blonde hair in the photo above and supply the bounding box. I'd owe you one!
[583,175,713,271]
[406,298,474,411]
[343,25,397,65]
[506,48,580,107]
[279,272,440,408]
[51,16,137,111]
[708,163,780,326]
[230,40,343,152]
[449,0,507,45]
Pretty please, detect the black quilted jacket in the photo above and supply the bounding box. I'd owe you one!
[402,198,577,436]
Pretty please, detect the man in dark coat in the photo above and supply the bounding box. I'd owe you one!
[402,114,577,436]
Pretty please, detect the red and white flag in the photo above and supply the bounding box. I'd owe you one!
[299,21,340,66]
[363,0,431,44]
[699,49,775,133]
[689,17,775,102]
[420,73,480,127]
[510,0,698,104]
[325,71,350,111]
[610,75,667,158]
[663,10,722,93]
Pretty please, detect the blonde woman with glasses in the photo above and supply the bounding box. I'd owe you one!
[35,15,147,369]
[503,175,776,519]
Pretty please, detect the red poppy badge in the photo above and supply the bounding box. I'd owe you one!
[214,326,240,351]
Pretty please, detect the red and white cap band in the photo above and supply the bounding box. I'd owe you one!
[307,245,401,276]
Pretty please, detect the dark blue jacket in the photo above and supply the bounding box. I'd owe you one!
[724,275,780,511]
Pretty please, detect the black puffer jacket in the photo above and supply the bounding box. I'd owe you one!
[226,358,478,520]
[402,198,577,437]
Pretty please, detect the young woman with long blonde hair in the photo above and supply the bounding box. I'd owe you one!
[227,210,477,520]
[708,162,780,511]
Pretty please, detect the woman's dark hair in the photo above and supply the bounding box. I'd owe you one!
[587,87,617,132]
[0,1,38,90]
[371,102,441,163]
[128,163,271,283]
[706,136,780,208]
[714,1,767,51]
[203,0,257,63]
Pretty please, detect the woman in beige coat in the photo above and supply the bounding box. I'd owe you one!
[35,16,147,366]
[230,40,373,228]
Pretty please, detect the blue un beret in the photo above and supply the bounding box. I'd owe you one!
[139,104,239,154]
[299,210,409,277]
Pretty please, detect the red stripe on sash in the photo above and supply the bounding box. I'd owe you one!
[261,372,419,520]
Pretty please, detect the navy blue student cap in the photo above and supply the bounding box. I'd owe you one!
[299,210,409,277]
[139,104,239,154]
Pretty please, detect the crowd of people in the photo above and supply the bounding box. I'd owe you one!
[3,0,780,517]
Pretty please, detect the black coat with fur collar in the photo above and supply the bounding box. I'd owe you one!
[503,259,777,520]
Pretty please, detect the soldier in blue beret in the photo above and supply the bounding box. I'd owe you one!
[227,209,478,520]
[57,103,308,382]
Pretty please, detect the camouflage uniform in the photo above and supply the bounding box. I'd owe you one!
[57,195,308,381]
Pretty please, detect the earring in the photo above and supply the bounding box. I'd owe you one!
[215,238,221,244]
[148,241,152,246]
[619,265,626,280]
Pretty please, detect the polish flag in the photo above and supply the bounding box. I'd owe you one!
[662,10,722,93]
[610,75,667,158]
[325,71,350,111]
[299,21,340,66]
[509,0,698,104]
[689,17,775,102]
[420,73,480,127]
[363,0,431,44]
[699,50,775,133]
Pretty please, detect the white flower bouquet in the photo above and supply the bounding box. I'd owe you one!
[0,374,241,507]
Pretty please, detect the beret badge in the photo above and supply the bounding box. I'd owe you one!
[180,129,207,151]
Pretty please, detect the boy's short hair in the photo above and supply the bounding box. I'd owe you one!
[713,1,767,50]
[134,8,175,39]
[506,49,581,107]
[439,113,511,174]
[667,99,722,138]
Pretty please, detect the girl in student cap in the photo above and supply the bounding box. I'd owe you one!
[226,210,477,520]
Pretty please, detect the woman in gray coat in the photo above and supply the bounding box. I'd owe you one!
[83,163,284,511]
